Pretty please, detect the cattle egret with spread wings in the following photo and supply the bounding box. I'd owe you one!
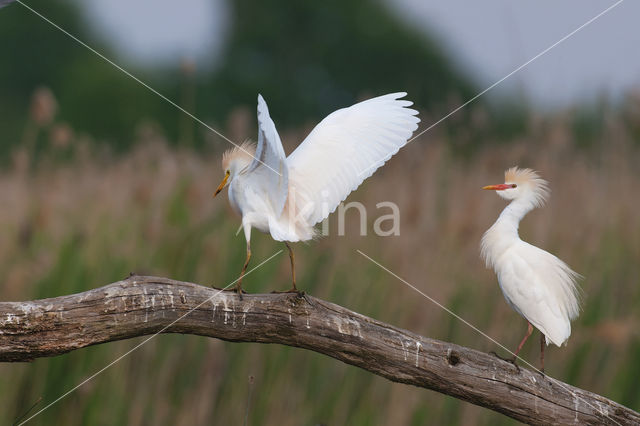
[214,93,419,295]
[481,167,581,370]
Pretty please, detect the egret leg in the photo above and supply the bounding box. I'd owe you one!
[272,242,301,294]
[512,322,534,362]
[540,333,545,373]
[285,242,297,292]
[235,243,251,299]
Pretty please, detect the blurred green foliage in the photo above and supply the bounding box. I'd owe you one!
[0,0,476,157]
[204,0,475,125]
[1,1,639,424]
[0,0,177,153]
[0,128,638,424]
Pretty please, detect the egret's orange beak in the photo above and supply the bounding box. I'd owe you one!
[214,171,230,197]
[483,184,516,191]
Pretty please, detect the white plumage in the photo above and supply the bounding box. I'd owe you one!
[287,93,419,226]
[481,167,581,367]
[215,93,419,293]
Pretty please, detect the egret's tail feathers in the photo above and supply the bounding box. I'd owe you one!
[550,254,583,321]
[539,320,571,347]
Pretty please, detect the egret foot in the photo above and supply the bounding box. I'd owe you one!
[231,243,252,301]
[220,284,247,301]
[505,321,534,372]
[224,284,247,300]
[272,240,300,297]
[489,351,521,373]
[508,358,522,373]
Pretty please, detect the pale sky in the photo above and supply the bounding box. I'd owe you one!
[80,0,640,109]
[81,0,229,68]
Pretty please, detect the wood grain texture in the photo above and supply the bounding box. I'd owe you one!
[0,276,637,425]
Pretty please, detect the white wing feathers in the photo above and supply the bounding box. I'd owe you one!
[246,94,289,216]
[286,92,419,225]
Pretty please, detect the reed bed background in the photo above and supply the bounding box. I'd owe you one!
[1,94,639,425]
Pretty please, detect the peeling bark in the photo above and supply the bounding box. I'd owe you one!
[0,276,637,425]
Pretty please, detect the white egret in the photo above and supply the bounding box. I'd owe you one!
[481,167,581,370]
[215,93,419,294]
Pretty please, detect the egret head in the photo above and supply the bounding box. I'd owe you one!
[214,141,256,197]
[483,167,549,207]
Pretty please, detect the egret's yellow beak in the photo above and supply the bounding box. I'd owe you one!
[214,171,230,197]
[482,184,516,191]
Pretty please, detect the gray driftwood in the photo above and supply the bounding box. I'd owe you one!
[0,276,637,425]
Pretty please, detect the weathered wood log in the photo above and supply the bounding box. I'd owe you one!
[0,276,636,425]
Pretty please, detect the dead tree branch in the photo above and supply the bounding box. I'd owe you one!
[0,276,636,425]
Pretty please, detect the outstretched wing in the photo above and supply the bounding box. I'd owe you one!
[245,94,289,216]
[286,92,419,225]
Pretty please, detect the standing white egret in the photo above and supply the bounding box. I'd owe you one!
[215,93,419,295]
[481,167,581,370]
